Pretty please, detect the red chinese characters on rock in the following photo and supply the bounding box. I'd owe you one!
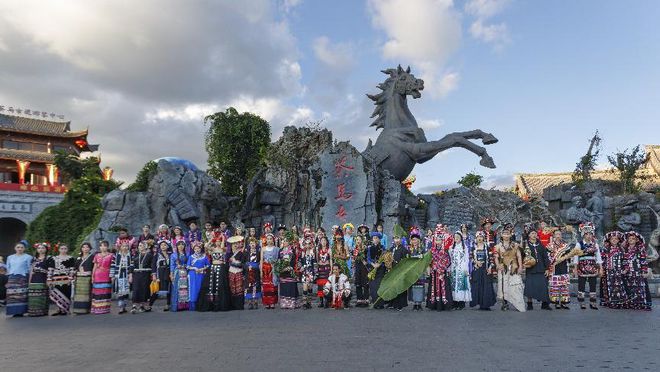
[333,155,355,221]
[334,184,353,201]
[334,155,354,178]
[336,205,348,220]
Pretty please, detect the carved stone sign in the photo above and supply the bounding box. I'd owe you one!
[0,202,31,213]
[319,143,374,232]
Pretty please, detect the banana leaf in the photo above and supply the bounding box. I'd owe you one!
[392,224,407,238]
[377,251,432,301]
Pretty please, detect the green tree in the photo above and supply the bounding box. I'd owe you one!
[126,160,157,192]
[26,158,120,253]
[458,172,483,188]
[204,107,271,200]
[607,145,647,194]
[572,130,601,186]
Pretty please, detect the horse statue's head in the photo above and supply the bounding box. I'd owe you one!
[367,65,424,129]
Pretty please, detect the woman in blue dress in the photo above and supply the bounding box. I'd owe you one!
[5,242,32,317]
[187,242,209,311]
[170,241,189,311]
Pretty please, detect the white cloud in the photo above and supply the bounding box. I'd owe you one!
[418,119,444,130]
[313,36,354,70]
[465,0,511,19]
[465,0,511,49]
[367,0,462,98]
[0,0,305,183]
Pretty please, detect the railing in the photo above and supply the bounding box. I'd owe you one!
[0,183,67,193]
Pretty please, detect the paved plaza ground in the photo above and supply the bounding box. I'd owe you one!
[1,301,659,372]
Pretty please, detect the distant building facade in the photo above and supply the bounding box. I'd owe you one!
[0,112,99,257]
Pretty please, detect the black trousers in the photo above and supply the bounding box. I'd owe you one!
[149,291,171,307]
[324,291,351,308]
[577,276,597,294]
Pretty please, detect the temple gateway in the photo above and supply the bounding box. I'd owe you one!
[0,111,99,256]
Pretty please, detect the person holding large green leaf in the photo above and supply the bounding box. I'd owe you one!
[407,227,427,311]
[389,234,410,311]
[367,232,389,309]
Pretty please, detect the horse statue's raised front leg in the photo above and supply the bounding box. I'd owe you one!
[402,130,498,168]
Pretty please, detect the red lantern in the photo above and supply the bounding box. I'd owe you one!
[75,139,87,148]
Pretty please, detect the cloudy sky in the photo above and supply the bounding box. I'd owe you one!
[0,0,658,192]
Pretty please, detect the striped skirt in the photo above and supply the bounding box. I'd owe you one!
[91,280,112,315]
[6,274,28,316]
[28,282,49,317]
[73,275,92,314]
[549,274,570,303]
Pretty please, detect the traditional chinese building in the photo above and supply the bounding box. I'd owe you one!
[0,111,99,257]
[514,144,660,197]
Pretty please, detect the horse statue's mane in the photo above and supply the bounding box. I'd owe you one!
[367,67,404,129]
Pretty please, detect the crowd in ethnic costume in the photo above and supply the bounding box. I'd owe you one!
[1,218,653,317]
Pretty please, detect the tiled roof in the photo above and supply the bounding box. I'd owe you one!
[515,145,660,197]
[0,147,56,163]
[0,113,88,138]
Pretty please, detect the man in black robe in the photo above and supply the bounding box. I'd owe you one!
[389,234,409,311]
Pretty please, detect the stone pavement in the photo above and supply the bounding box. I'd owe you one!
[1,303,659,372]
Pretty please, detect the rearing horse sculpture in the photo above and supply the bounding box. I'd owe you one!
[362,65,498,181]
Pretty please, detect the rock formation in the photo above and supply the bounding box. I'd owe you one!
[86,158,234,243]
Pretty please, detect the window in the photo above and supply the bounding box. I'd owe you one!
[53,145,69,153]
[33,143,47,152]
[18,142,32,151]
[2,140,19,149]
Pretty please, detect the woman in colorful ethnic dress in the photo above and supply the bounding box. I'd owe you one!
[150,240,172,311]
[261,234,279,309]
[601,231,628,308]
[522,230,552,310]
[449,231,472,310]
[170,241,189,311]
[72,242,94,314]
[316,236,332,308]
[171,226,186,255]
[352,235,370,307]
[187,243,209,311]
[111,243,133,314]
[228,236,247,310]
[5,242,32,317]
[622,231,652,310]
[407,228,426,311]
[546,229,571,309]
[91,241,113,315]
[495,230,526,312]
[201,239,230,312]
[28,243,50,317]
[278,235,300,309]
[245,238,262,310]
[47,244,76,316]
[300,236,317,309]
[470,231,497,310]
[426,226,453,311]
[131,241,154,313]
[572,223,602,310]
[332,233,350,279]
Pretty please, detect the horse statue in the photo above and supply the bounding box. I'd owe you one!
[362,65,499,181]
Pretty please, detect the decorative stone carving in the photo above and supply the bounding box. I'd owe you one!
[362,65,498,181]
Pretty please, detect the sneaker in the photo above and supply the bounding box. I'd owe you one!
[130,307,138,314]
[589,304,598,310]
[118,308,127,314]
[526,302,533,311]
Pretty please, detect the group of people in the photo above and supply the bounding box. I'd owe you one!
[1,218,653,317]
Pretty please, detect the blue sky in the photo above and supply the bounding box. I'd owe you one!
[0,1,658,192]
